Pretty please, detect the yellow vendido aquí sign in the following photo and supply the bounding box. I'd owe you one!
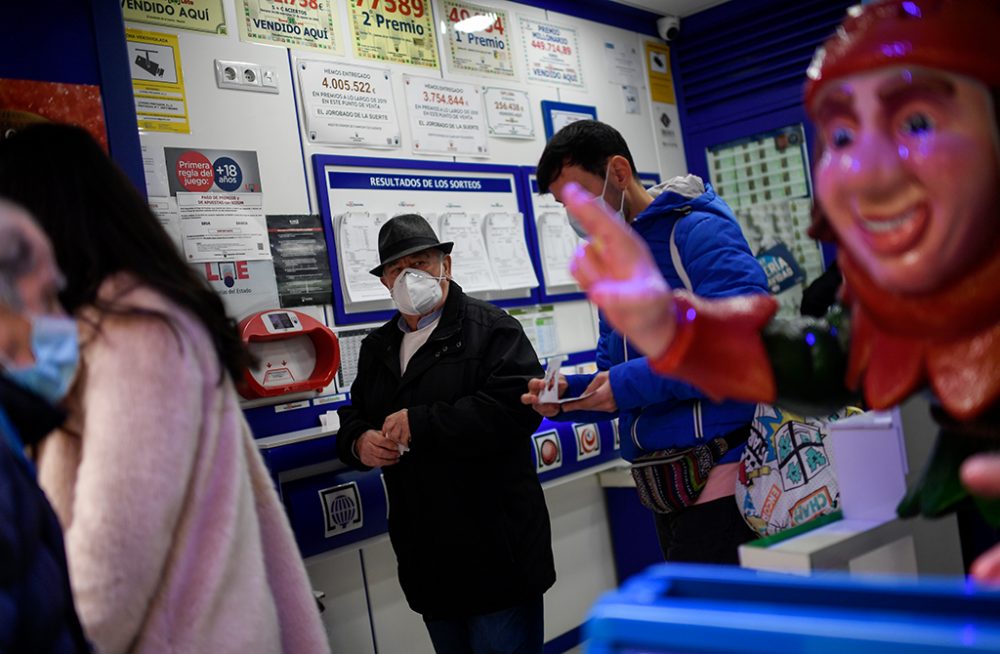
[121,0,227,35]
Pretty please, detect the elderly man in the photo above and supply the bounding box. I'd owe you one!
[337,214,554,654]
[0,201,90,652]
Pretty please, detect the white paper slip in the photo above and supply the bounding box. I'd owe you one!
[538,355,567,403]
[335,212,390,303]
[537,211,582,288]
[438,212,500,292]
[484,212,538,290]
[551,391,597,405]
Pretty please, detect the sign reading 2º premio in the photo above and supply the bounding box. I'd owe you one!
[348,0,439,69]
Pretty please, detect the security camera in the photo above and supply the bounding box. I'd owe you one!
[656,15,680,42]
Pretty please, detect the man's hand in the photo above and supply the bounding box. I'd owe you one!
[962,454,1000,582]
[356,429,401,468]
[562,371,617,413]
[563,181,677,359]
[382,409,411,449]
[521,375,567,417]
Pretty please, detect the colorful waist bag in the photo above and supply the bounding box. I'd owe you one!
[630,424,751,514]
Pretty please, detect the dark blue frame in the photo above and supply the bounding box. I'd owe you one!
[312,154,542,326]
[541,100,598,140]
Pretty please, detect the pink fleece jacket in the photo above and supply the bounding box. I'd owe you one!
[37,276,330,654]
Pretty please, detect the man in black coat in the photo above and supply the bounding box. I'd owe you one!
[0,201,90,653]
[337,214,554,654]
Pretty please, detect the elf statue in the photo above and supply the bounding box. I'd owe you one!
[564,0,1000,579]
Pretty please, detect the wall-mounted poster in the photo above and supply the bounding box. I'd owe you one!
[403,75,486,156]
[164,147,270,263]
[126,28,190,134]
[520,17,583,88]
[349,0,439,69]
[440,0,515,79]
[297,60,400,148]
[266,214,333,307]
[603,38,643,88]
[238,0,341,53]
[122,0,227,35]
[645,40,675,104]
[314,155,535,324]
[483,87,533,139]
[0,78,107,147]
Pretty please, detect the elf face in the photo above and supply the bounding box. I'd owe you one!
[813,67,1000,294]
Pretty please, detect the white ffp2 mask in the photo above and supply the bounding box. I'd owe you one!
[391,268,446,316]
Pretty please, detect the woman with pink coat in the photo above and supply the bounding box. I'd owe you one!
[0,123,330,654]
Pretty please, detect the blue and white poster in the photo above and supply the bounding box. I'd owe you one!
[316,157,531,323]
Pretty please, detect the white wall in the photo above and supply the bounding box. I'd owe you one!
[126,1,677,650]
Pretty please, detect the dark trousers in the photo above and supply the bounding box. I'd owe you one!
[653,495,758,564]
[423,596,544,654]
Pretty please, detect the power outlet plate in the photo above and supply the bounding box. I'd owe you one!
[214,59,279,94]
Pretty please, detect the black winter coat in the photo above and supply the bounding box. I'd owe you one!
[338,283,555,619]
[0,376,90,653]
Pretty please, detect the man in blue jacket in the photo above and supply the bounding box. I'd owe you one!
[523,120,768,564]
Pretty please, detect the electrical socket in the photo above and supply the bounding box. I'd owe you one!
[214,59,279,94]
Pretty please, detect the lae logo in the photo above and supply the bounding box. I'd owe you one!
[319,481,363,538]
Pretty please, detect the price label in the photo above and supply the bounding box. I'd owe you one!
[354,0,425,17]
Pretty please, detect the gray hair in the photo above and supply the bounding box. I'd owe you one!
[0,202,37,310]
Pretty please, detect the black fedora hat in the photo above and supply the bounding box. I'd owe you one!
[369,213,454,276]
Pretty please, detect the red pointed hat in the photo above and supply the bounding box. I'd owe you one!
[804,0,1000,114]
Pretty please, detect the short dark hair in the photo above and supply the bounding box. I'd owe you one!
[535,120,639,193]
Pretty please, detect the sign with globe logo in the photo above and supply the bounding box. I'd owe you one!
[319,481,364,538]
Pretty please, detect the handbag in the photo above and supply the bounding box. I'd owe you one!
[736,404,863,536]
[631,424,750,514]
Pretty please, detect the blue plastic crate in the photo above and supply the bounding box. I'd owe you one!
[586,563,1000,653]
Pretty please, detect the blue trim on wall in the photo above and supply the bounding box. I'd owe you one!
[544,625,583,654]
[508,0,660,37]
[91,0,144,193]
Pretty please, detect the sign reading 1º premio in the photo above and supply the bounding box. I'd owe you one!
[442,0,514,79]
[348,0,439,69]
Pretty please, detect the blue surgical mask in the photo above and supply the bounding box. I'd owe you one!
[1,314,79,405]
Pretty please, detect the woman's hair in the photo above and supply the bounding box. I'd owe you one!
[0,123,250,383]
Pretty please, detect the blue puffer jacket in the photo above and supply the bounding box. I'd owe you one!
[560,181,769,463]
